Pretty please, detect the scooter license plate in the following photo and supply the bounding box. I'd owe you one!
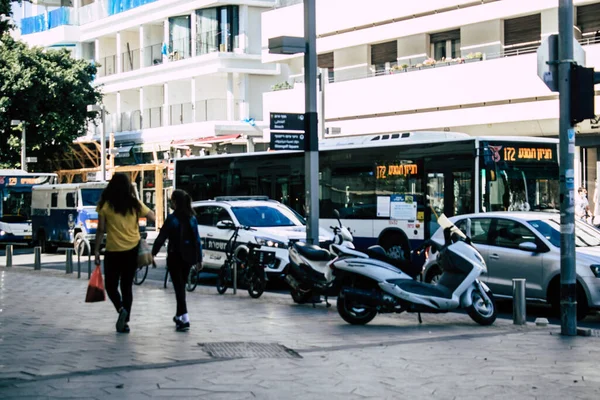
[251,250,276,267]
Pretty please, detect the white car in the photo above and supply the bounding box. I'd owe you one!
[422,212,600,319]
[192,196,334,278]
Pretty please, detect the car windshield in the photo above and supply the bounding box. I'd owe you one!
[231,205,303,227]
[528,218,600,248]
[81,189,104,207]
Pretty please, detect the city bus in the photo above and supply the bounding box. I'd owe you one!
[174,131,559,258]
[0,170,58,244]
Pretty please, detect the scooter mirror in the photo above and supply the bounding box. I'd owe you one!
[438,214,467,240]
[333,209,342,227]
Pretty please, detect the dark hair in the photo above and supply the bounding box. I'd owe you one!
[171,189,195,218]
[97,173,141,216]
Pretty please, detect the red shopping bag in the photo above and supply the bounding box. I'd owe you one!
[86,265,106,303]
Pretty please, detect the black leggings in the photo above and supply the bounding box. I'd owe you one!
[104,245,138,321]
[168,253,193,317]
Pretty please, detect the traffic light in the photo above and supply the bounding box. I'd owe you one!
[570,64,596,125]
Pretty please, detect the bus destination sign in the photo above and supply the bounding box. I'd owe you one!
[376,163,418,179]
[484,144,556,163]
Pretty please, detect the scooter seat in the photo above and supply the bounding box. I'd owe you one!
[293,241,332,261]
[387,279,453,299]
[367,246,421,279]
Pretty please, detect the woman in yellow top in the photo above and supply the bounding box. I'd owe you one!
[94,173,155,333]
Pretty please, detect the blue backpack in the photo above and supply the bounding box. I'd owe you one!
[179,217,200,265]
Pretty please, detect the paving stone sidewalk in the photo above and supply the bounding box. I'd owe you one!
[1,266,599,399]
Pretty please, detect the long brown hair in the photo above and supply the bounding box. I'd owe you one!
[171,189,195,218]
[97,173,141,216]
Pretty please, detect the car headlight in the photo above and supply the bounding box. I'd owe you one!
[85,219,98,230]
[0,230,4,236]
[591,265,600,278]
[255,237,288,249]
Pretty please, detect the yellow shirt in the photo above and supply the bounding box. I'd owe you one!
[98,201,150,252]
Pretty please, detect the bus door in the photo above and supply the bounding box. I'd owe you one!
[426,168,473,236]
[257,167,304,215]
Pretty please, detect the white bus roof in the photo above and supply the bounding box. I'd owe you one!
[32,182,107,191]
[0,169,57,176]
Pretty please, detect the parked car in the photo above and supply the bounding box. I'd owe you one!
[423,212,600,319]
[192,196,334,279]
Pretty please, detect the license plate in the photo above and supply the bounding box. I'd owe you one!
[24,236,32,240]
[251,250,276,266]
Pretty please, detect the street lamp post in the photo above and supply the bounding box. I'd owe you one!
[87,105,106,182]
[10,120,26,172]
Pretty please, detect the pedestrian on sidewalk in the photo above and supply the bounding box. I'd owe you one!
[152,189,202,332]
[94,173,156,333]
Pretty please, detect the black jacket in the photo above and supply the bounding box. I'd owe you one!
[152,213,203,263]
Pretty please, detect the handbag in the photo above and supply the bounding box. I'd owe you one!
[85,265,106,303]
[137,239,153,268]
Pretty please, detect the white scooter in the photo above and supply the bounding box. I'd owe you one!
[285,210,354,307]
[330,214,497,326]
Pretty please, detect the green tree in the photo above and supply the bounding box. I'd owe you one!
[0,4,103,172]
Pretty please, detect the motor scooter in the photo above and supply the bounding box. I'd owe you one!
[330,214,497,326]
[285,210,354,307]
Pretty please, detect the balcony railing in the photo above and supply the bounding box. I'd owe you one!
[143,43,164,67]
[97,55,117,77]
[122,48,141,73]
[21,7,75,35]
[169,103,194,125]
[143,107,164,129]
[108,0,158,16]
[168,37,192,61]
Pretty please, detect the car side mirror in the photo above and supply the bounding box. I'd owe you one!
[518,242,538,252]
[216,220,235,230]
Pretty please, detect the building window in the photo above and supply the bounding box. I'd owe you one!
[577,2,600,42]
[169,15,191,60]
[196,5,239,56]
[504,14,541,53]
[318,52,334,82]
[370,41,397,74]
[430,30,460,60]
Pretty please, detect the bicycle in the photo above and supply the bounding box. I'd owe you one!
[214,222,272,298]
[133,260,155,285]
[186,263,203,292]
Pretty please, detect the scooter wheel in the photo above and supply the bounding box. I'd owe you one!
[336,293,377,325]
[467,288,497,326]
[291,289,312,304]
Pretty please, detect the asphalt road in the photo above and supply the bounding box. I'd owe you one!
[2,243,600,329]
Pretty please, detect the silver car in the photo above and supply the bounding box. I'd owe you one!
[422,212,600,319]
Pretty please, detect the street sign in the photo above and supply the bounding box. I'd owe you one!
[25,157,37,163]
[270,113,305,131]
[270,132,305,151]
[537,34,586,92]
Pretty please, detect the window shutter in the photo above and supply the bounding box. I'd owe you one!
[430,29,460,43]
[370,40,397,65]
[318,52,334,69]
[504,14,541,46]
[577,3,600,34]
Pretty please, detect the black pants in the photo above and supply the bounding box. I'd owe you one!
[104,245,138,322]
[168,252,193,317]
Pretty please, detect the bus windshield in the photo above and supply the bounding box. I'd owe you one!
[480,141,559,212]
[0,187,31,222]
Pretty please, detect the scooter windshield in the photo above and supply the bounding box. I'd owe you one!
[437,214,467,240]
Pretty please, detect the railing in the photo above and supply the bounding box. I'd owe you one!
[142,107,163,129]
[143,43,164,67]
[169,103,194,125]
[122,48,141,72]
[120,110,142,132]
[97,55,117,77]
[78,0,109,25]
[108,0,158,16]
[21,7,75,35]
[196,31,220,56]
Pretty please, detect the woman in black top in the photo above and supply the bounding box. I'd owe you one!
[152,190,202,331]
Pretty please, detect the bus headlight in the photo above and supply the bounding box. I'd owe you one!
[85,219,98,230]
[255,237,288,249]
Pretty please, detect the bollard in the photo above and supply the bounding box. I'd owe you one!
[5,244,13,267]
[34,247,41,270]
[65,248,74,274]
[513,278,526,325]
[233,262,237,295]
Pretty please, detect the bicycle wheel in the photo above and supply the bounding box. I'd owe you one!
[186,268,199,292]
[216,266,228,294]
[134,265,148,285]
[247,268,266,299]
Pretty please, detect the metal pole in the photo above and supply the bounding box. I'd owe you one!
[100,107,107,182]
[66,248,73,274]
[233,263,237,295]
[34,246,41,270]
[21,125,27,172]
[558,0,577,336]
[319,68,326,140]
[5,245,13,267]
[304,0,319,245]
[512,279,526,325]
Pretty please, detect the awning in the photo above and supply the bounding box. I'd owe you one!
[131,143,171,153]
[114,145,132,158]
[171,134,241,147]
